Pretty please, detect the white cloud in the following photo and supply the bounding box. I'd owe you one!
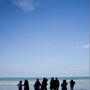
[0,0,41,11]
[81,44,90,49]
[77,43,90,49]
[13,0,41,11]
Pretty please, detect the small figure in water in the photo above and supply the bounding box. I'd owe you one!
[34,79,41,90]
[61,80,68,90]
[70,80,75,90]
[17,80,23,90]
[23,79,29,90]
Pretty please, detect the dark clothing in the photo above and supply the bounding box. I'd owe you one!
[24,80,29,90]
[70,80,75,90]
[61,80,67,90]
[17,81,22,90]
[17,83,22,90]
[50,79,55,90]
[55,79,60,90]
[34,80,41,90]
[61,83,67,90]
[24,84,29,90]
[41,84,47,90]
[41,78,48,90]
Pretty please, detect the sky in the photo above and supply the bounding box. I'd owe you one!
[0,0,90,77]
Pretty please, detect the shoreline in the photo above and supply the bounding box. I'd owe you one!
[0,76,90,81]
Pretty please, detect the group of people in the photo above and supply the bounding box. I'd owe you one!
[17,78,75,90]
[34,78,48,90]
[61,79,75,90]
[34,78,75,90]
[17,79,29,90]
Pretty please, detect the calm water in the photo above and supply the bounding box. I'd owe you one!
[0,77,90,90]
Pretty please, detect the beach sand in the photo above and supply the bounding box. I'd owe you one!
[0,79,90,90]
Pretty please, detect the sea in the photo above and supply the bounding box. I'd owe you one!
[0,77,90,90]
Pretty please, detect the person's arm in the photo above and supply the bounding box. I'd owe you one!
[17,83,19,87]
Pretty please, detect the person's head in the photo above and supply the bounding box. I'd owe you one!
[43,78,45,80]
[25,79,28,84]
[55,77,58,80]
[51,77,54,80]
[37,78,39,81]
[20,80,22,83]
[63,80,66,83]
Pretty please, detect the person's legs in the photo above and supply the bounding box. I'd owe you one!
[70,87,73,90]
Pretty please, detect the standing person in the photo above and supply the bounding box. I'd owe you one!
[34,79,41,90]
[17,80,23,90]
[50,77,55,90]
[61,80,68,90]
[55,78,60,90]
[23,79,29,90]
[41,78,48,90]
[70,80,75,90]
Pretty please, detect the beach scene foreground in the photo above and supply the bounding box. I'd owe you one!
[0,77,90,90]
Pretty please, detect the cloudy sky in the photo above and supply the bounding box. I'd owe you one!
[0,0,89,77]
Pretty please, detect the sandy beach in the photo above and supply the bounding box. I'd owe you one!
[0,78,90,90]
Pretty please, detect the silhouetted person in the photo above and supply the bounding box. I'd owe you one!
[55,78,60,90]
[23,79,29,90]
[17,80,22,90]
[70,80,75,90]
[34,79,41,90]
[61,80,68,90]
[50,77,55,90]
[41,78,48,90]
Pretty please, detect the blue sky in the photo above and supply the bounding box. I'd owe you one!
[0,0,89,77]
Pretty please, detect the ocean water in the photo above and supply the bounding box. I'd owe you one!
[0,77,90,90]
